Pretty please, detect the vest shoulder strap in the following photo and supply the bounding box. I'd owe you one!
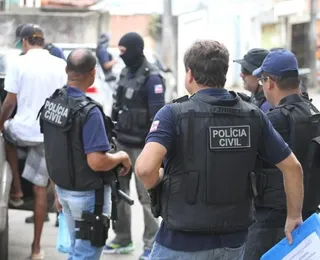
[237,92,251,102]
[137,66,160,85]
[256,96,266,107]
[120,67,129,78]
[172,95,189,103]
[80,101,117,146]
[79,101,99,124]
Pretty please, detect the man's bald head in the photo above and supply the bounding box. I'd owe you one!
[66,49,96,74]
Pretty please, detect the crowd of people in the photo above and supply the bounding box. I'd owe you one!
[2,22,320,260]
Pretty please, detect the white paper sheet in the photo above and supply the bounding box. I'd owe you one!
[282,232,320,260]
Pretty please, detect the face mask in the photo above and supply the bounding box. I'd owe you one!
[15,39,23,50]
[120,51,139,68]
[118,32,145,70]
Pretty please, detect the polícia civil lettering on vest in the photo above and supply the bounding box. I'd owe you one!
[209,125,251,149]
[43,100,69,125]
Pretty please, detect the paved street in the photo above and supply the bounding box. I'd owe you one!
[9,179,155,260]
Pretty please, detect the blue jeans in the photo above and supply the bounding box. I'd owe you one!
[149,242,245,260]
[55,185,112,260]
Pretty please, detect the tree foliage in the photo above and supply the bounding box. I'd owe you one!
[147,14,162,41]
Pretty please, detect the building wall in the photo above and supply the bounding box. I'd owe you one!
[261,23,282,49]
[108,14,156,49]
[6,0,97,8]
[0,10,109,46]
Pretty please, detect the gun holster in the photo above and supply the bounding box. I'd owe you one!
[148,183,162,218]
[251,171,268,197]
[75,187,110,247]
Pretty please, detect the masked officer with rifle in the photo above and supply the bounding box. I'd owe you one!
[135,40,304,260]
[38,49,132,260]
[106,32,164,259]
[244,49,320,260]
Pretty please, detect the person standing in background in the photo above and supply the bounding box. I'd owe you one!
[104,32,165,260]
[0,24,67,259]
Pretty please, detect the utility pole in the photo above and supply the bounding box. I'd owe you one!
[162,0,175,73]
[309,0,317,88]
[0,0,6,11]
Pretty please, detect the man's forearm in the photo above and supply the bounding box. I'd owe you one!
[135,161,163,190]
[138,168,161,190]
[88,152,126,172]
[283,163,304,217]
[135,142,167,189]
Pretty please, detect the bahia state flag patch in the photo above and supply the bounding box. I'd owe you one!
[154,84,164,94]
[149,120,160,132]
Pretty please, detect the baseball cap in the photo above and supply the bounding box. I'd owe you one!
[234,48,270,74]
[253,50,299,78]
[14,23,30,49]
[19,24,44,39]
[15,23,27,40]
[98,33,110,44]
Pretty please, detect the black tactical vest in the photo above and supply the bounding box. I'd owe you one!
[237,90,266,109]
[39,87,115,191]
[112,58,163,146]
[251,90,266,108]
[160,91,263,233]
[255,94,320,213]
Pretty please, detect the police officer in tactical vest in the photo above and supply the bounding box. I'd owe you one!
[244,49,320,260]
[105,32,164,258]
[234,48,273,113]
[135,40,304,260]
[38,49,132,260]
[270,47,310,98]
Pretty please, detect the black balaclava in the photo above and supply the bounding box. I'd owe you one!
[118,32,145,71]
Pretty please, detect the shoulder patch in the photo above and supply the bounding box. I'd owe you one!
[149,120,160,132]
[154,84,164,94]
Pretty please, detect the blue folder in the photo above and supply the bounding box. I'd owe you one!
[261,213,320,260]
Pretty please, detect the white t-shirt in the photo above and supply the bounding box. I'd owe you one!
[4,49,67,142]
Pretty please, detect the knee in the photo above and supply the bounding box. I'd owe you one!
[33,185,47,193]
[33,186,47,201]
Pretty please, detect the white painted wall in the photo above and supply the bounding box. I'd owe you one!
[176,0,275,92]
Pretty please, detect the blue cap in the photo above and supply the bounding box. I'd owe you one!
[252,50,299,78]
[98,33,110,44]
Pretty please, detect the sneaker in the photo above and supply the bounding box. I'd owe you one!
[139,249,151,260]
[25,214,50,224]
[103,242,135,254]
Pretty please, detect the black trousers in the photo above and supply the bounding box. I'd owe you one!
[244,208,286,260]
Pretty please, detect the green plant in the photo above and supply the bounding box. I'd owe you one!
[147,14,162,41]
